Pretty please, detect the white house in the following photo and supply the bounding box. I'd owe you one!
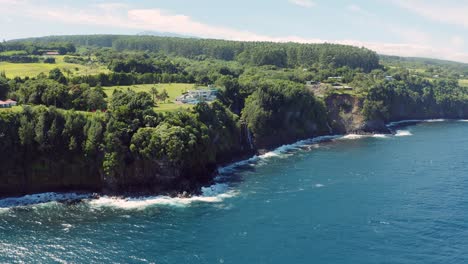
[176,89,218,104]
[5,99,17,106]
[0,99,17,108]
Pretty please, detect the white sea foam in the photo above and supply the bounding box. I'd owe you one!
[387,118,451,127]
[338,134,368,140]
[217,155,260,175]
[373,134,390,138]
[386,119,422,127]
[86,182,237,210]
[0,192,91,209]
[395,130,413,137]
[217,135,341,175]
[89,190,237,210]
[425,119,446,122]
[315,184,325,188]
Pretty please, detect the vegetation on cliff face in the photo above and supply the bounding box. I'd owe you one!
[362,73,468,121]
[242,80,327,148]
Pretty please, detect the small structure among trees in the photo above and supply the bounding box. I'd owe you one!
[176,88,218,104]
[0,99,17,108]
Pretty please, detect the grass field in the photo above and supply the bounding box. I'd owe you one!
[0,56,109,78]
[0,106,23,113]
[460,79,468,87]
[103,83,199,112]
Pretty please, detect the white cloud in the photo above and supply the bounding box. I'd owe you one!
[392,0,468,28]
[451,35,465,48]
[388,26,431,45]
[1,1,468,63]
[95,2,128,10]
[288,0,316,8]
[348,4,362,13]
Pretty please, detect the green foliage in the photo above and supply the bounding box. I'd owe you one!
[49,68,67,84]
[18,35,380,72]
[0,76,9,99]
[362,75,468,121]
[242,80,327,147]
[14,78,106,110]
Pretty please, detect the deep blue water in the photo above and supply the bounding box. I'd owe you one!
[2,121,468,263]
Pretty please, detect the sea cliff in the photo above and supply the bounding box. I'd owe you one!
[1,91,468,199]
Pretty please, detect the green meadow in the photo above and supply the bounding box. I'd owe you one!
[103,83,198,112]
[459,79,468,87]
[0,56,109,78]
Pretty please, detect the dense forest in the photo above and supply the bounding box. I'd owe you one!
[11,35,380,71]
[1,35,468,197]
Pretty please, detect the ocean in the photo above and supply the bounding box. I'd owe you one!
[1,120,468,263]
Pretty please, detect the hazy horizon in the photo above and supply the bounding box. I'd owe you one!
[1,0,468,63]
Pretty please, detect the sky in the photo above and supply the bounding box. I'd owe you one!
[1,0,468,63]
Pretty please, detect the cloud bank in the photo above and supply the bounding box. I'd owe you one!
[1,0,468,63]
[288,0,316,8]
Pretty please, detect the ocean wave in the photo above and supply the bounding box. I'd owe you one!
[395,130,413,137]
[337,134,390,140]
[217,156,260,175]
[425,119,447,122]
[338,134,368,140]
[0,182,238,211]
[387,119,451,127]
[0,192,92,209]
[217,135,341,175]
[373,134,390,138]
[88,184,238,210]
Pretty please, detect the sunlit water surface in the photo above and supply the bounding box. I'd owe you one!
[2,121,468,263]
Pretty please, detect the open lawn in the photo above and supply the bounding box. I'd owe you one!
[460,79,468,87]
[0,56,109,78]
[103,83,199,112]
[0,106,23,113]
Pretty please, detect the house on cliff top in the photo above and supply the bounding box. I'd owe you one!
[0,99,17,108]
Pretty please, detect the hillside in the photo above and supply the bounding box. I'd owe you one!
[8,35,380,71]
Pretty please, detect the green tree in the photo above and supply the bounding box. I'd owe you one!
[48,68,67,84]
[150,86,159,103]
[157,88,169,103]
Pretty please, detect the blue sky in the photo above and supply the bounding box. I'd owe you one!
[1,0,468,62]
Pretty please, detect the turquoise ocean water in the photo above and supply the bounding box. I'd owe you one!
[1,121,468,263]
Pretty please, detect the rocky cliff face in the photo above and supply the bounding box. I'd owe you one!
[102,159,216,195]
[0,156,102,198]
[325,94,390,135]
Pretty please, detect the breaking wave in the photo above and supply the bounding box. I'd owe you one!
[0,192,92,209]
[339,134,368,140]
[218,135,341,175]
[387,118,457,127]
[395,130,413,137]
[88,184,238,210]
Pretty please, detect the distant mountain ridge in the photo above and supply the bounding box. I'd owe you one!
[137,31,199,39]
[380,54,468,73]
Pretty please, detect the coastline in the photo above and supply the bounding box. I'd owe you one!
[2,117,458,209]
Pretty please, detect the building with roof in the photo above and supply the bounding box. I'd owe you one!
[43,51,60,56]
[0,99,17,108]
[176,88,218,105]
